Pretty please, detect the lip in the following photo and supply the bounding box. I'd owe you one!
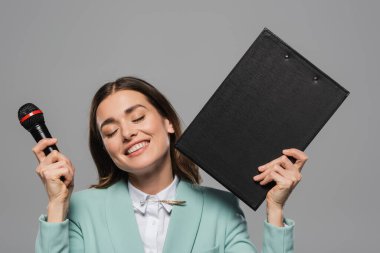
[124,140,150,156]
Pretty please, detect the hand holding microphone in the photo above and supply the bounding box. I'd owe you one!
[18,103,75,222]
[33,139,75,212]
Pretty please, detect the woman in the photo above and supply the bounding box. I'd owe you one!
[35,76,307,253]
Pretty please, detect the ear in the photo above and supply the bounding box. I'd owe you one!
[164,118,175,134]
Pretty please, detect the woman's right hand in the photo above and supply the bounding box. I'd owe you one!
[33,138,75,222]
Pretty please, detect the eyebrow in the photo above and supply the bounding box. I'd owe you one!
[99,104,147,130]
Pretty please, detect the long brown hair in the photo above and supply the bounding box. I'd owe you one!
[89,76,201,188]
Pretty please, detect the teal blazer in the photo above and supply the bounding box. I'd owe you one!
[35,179,295,253]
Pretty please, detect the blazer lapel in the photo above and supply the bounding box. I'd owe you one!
[162,179,204,253]
[106,179,145,253]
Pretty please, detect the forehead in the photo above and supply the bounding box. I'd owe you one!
[96,90,151,120]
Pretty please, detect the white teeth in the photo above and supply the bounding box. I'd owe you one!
[127,141,149,154]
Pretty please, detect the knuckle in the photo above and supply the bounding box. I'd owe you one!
[64,161,71,168]
[54,160,63,167]
[39,138,49,146]
[41,169,49,178]
[49,151,59,160]
[65,158,72,166]
[36,164,45,173]
[63,156,70,164]
[61,165,70,172]
[61,188,69,195]
[284,180,292,188]
[60,158,68,166]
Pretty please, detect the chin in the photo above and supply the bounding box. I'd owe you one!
[116,157,158,175]
[120,165,158,178]
[113,145,170,176]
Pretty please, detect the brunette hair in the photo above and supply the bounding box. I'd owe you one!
[89,76,201,188]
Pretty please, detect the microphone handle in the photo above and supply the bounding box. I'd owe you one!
[29,123,65,181]
[29,123,59,156]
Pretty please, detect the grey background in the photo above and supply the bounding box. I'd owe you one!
[0,0,378,252]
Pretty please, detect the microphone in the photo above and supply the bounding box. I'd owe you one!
[18,103,59,156]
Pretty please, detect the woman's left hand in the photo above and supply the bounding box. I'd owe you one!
[253,148,308,212]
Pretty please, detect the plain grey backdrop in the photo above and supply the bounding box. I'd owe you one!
[1,0,378,252]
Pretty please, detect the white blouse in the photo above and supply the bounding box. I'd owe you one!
[128,175,179,253]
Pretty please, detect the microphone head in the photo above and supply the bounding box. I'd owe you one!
[18,103,45,131]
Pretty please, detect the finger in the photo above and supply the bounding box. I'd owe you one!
[258,170,294,193]
[37,159,73,180]
[40,164,73,187]
[37,160,65,178]
[254,166,274,181]
[282,149,308,171]
[35,165,44,182]
[269,171,293,191]
[259,165,289,185]
[278,155,294,170]
[254,167,274,181]
[32,138,58,163]
[282,148,308,161]
[61,169,74,188]
[54,160,75,180]
[40,150,70,167]
[275,165,302,187]
[51,165,73,188]
[254,162,302,189]
[254,156,292,181]
[259,170,279,185]
[258,154,293,172]
[35,155,63,177]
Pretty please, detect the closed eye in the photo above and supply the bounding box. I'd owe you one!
[133,116,145,123]
[105,129,118,138]
[104,116,144,138]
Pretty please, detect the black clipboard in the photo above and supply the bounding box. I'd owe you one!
[175,28,349,211]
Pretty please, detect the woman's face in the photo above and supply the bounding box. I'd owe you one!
[96,90,174,176]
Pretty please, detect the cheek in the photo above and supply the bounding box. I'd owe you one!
[103,139,119,156]
[154,126,171,147]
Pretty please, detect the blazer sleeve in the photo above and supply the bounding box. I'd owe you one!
[35,215,84,253]
[224,194,295,253]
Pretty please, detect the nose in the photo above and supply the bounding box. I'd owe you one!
[120,123,138,141]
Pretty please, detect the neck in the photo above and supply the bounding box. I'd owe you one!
[128,151,174,195]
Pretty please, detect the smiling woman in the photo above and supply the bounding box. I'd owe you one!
[34,76,306,253]
[88,77,200,191]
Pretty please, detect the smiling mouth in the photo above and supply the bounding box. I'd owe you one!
[124,140,150,155]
